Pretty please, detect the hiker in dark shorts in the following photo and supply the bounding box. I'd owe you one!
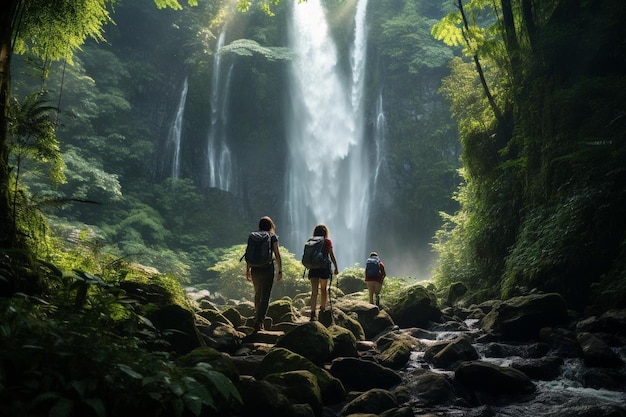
[308,223,338,321]
[245,216,282,331]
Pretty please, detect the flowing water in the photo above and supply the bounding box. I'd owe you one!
[207,27,235,192]
[284,0,370,267]
[167,77,188,179]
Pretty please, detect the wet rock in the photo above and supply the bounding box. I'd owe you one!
[427,336,479,370]
[455,361,536,397]
[510,356,564,380]
[375,332,417,370]
[540,327,583,357]
[341,388,398,416]
[329,357,403,391]
[577,332,625,368]
[197,322,245,354]
[395,370,457,406]
[480,293,569,341]
[580,367,625,390]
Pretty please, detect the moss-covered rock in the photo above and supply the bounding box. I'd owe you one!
[254,347,346,405]
[328,324,358,358]
[275,321,334,365]
[264,370,323,416]
[176,346,239,383]
[386,284,442,328]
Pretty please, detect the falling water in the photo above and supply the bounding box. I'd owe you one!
[168,77,188,179]
[207,27,235,192]
[373,91,387,192]
[285,0,370,267]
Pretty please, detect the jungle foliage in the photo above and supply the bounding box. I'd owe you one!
[431,0,626,310]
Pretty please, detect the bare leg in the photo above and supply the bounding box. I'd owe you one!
[310,278,319,320]
[319,279,328,311]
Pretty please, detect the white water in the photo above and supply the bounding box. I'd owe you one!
[168,77,188,179]
[207,27,235,192]
[373,91,386,196]
[285,0,370,267]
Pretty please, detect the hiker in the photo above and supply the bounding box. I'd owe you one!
[307,223,339,321]
[364,251,386,307]
[245,216,282,331]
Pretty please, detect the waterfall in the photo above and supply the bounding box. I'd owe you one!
[285,0,370,268]
[207,27,235,192]
[168,77,188,179]
[373,91,386,193]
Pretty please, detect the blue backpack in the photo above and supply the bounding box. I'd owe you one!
[365,256,382,279]
[301,236,326,269]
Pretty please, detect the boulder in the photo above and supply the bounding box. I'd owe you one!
[329,357,403,391]
[480,293,568,341]
[176,346,239,383]
[264,370,323,416]
[577,332,625,368]
[147,304,203,355]
[221,306,245,328]
[510,356,564,380]
[197,308,233,326]
[254,347,346,405]
[340,388,398,416]
[455,361,536,397]
[424,336,479,370]
[275,321,334,365]
[386,284,442,328]
[197,322,244,354]
[268,298,299,323]
[394,370,457,406]
[237,376,295,417]
[375,333,415,370]
[333,309,366,341]
[328,325,358,358]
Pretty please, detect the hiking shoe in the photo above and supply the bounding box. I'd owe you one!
[310,312,317,321]
[253,321,264,331]
[375,294,380,307]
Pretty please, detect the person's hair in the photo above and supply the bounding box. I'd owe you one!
[313,223,329,237]
[369,251,378,257]
[259,216,275,233]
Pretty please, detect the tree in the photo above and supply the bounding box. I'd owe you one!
[0,0,203,249]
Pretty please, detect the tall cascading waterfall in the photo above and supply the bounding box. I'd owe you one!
[207,26,235,191]
[168,77,188,179]
[373,91,387,195]
[285,0,370,267]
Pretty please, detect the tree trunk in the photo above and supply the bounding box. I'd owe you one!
[0,1,19,249]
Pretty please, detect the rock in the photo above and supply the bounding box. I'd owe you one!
[577,309,626,336]
[328,324,358,358]
[254,347,346,405]
[237,376,295,417]
[341,388,398,416]
[221,306,245,328]
[445,281,468,307]
[333,308,367,341]
[380,406,415,417]
[480,293,569,341]
[176,346,239,383]
[230,354,265,377]
[577,332,625,368]
[337,274,367,294]
[429,336,479,370]
[197,308,233,326]
[375,332,415,370]
[275,321,334,365]
[394,370,457,406]
[146,304,203,355]
[455,361,536,397]
[580,367,625,390]
[264,370,323,416]
[539,327,583,357]
[510,356,564,380]
[197,322,244,354]
[268,298,299,323]
[386,284,442,328]
[329,357,403,391]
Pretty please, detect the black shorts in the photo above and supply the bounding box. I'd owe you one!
[308,265,331,279]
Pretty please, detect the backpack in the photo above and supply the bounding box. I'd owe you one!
[365,256,382,279]
[243,231,273,267]
[301,236,326,269]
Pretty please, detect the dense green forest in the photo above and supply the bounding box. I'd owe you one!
[0,0,625,414]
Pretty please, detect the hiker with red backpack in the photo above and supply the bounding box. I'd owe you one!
[243,216,283,331]
[302,223,339,321]
[365,251,386,307]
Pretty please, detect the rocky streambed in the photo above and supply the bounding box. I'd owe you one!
[173,288,626,417]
